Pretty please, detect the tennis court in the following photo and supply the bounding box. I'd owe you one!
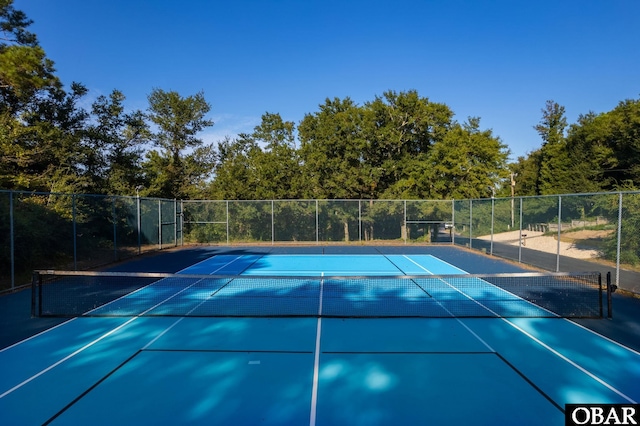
[1,246,639,425]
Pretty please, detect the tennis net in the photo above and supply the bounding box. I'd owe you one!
[31,270,604,318]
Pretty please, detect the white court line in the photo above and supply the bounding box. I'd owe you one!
[309,273,324,426]
[141,266,253,350]
[501,318,637,403]
[420,254,639,353]
[0,318,77,353]
[411,255,559,316]
[0,255,243,353]
[410,255,637,404]
[1,270,233,398]
[568,320,640,357]
[204,255,245,274]
[85,255,246,315]
[174,253,228,273]
[402,256,505,316]
[0,255,250,398]
[0,316,138,399]
[401,256,495,352]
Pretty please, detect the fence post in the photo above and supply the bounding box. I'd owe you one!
[271,200,274,245]
[469,199,473,249]
[490,196,495,255]
[451,199,455,245]
[10,190,15,290]
[31,271,38,317]
[158,199,162,250]
[358,200,362,242]
[180,199,184,246]
[557,195,562,272]
[112,197,118,261]
[518,197,523,263]
[72,194,77,270]
[137,195,141,255]
[173,199,177,247]
[403,200,407,244]
[616,192,622,289]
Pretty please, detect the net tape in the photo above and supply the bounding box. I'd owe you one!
[32,270,603,318]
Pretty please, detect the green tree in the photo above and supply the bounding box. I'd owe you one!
[510,154,541,196]
[364,90,453,196]
[562,111,614,192]
[85,90,149,195]
[0,0,59,116]
[565,98,640,191]
[208,136,260,200]
[0,0,64,190]
[209,113,301,200]
[534,100,570,194]
[13,82,89,193]
[145,89,214,199]
[429,117,509,199]
[298,97,371,198]
[251,113,301,199]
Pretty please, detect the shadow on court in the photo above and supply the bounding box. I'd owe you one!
[2,245,640,353]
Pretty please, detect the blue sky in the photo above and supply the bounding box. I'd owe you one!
[16,0,640,160]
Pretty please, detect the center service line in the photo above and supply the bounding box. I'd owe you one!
[309,272,324,426]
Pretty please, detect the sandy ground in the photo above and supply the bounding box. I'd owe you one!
[477,230,601,259]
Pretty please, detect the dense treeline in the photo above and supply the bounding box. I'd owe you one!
[211,96,509,200]
[4,0,640,287]
[513,99,640,195]
[1,1,640,201]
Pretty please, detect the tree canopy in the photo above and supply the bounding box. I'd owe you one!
[1,0,640,201]
[512,98,640,196]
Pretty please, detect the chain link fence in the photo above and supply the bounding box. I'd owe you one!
[1,191,180,291]
[3,190,640,294]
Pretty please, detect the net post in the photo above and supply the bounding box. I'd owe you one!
[598,272,603,318]
[606,271,613,319]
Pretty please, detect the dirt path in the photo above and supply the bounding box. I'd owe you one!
[477,230,601,259]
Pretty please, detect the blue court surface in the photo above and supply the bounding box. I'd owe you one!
[1,249,639,425]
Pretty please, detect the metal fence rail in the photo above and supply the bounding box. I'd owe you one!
[1,191,179,291]
[2,190,640,294]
